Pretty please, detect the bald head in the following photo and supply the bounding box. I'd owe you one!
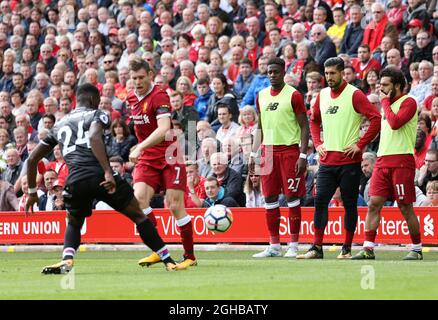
[386,48,401,67]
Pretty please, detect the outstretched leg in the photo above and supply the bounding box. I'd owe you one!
[119,197,180,270]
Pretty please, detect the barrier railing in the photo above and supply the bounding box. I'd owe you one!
[0,207,436,244]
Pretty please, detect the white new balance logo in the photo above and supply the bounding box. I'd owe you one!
[424,214,434,237]
[143,115,150,124]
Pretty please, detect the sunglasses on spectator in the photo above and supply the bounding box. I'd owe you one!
[86,61,95,65]
[104,60,114,64]
[312,32,321,36]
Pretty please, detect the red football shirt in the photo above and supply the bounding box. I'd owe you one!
[126,85,175,161]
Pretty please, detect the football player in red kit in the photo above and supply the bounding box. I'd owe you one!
[127,58,196,270]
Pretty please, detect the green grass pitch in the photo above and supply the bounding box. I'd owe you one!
[1,250,438,300]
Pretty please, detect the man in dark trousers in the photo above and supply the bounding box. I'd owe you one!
[297,57,381,259]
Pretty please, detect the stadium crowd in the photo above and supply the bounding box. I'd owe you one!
[1,0,438,211]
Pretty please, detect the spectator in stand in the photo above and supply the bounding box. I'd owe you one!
[410,60,433,106]
[99,96,122,121]
[170,91,199,139]
[373,36,396,69]
[206,74,239,132]
[231,16,248,38]
[37,169,58,211]
[341,4,365,57]
[244,173,265,208]
[312,6,332,31]
[418,149,438,194]
[291,23,311,48]
[363,3,399,54]
[39,44,57,74]
[425,180,438,206]
[236,105,258,139]
[268,28,286,57]
[432,46,438,66]
[281,17,294,41]
[360,152,377,204]
[176,76,197,107]
[415,114,433,168]
[233,59,255,104]
[174,8,197,35]
[215,104,240,144]
[106,118,137,162]
[102,82,126,119]
[281,43,297,74]
[194,78,213,121]
[194,121,214,160]
[246,16,265,48]
[422,77,438,113]
[34,72,51,98]
[217,36,232,68]
[386,48,410,81]
[13,126,29,161]
[51,178,66,211]
[109,156,133,185]
[304,71,324,107]
[309,24,337,72]
[0,100,16,135]
[202,176,239,207]
[25,96,43,132]
[0,60,14,92]
[361,69,380,96]
[284,0,301,22]
[3,147,23,187]
[222,136,245,177]
[45,144,68,183]
[194,63,209,89]
[15,114,38,143]
[327,7,348,53]
[343,66,362,88]
[400,22,421,55]
[184,160,207,208]
[408,62,421,92]
[226,46,244,85]
[409,30,434,65]
[12,73,29,97]
[58,97,73,120]
[241,55,270,109]
[402,0,429,36]
[351,44,382,81]
[60,83,76,109]
[197,136,219,178]
[430,98,438,146]
[10,91,26,118]
[387,0,408,32]
[17,175,41,212]
[114,66,129,101]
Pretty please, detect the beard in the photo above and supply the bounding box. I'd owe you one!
[328,77,342,89]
